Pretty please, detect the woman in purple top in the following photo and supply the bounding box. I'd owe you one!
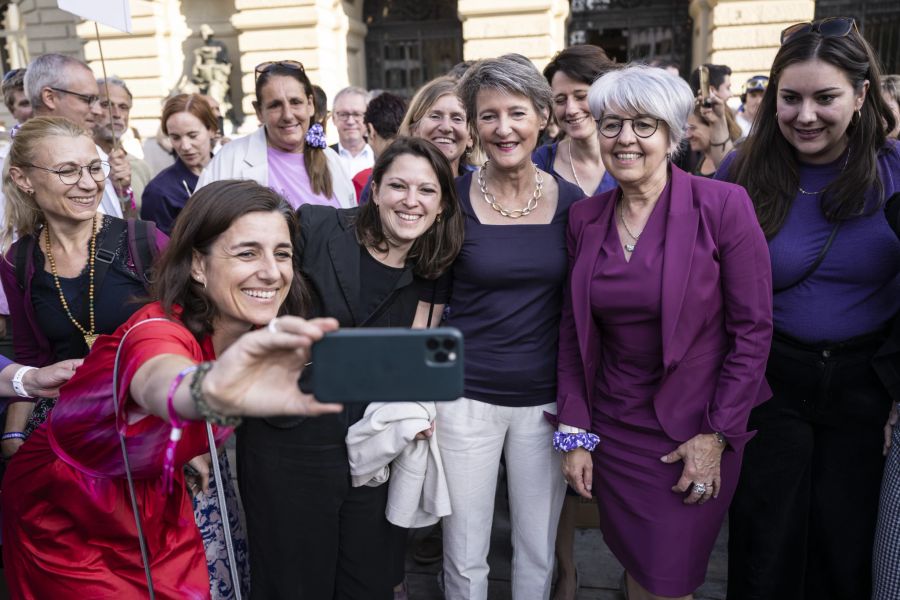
[428,55,584,599]
[557,65,772,599]
[715,18,900,600]
[141,94,218,234]
[533,45,618,203]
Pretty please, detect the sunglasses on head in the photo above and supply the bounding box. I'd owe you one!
[780,17,858,45]
[743,76,769,94]
[254,60,305,80]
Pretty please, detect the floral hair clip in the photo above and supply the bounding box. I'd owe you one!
[305,123,327,149]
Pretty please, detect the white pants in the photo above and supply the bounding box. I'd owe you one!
[437,398,566,600]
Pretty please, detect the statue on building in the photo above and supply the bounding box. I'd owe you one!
[190,24,233,126]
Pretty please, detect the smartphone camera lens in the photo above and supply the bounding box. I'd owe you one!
[442,338,457,351]
[434,351,448,363]
[426,338,440,350]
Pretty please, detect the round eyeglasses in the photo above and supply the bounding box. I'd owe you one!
[597,117,661,139]
[24,161,111,185]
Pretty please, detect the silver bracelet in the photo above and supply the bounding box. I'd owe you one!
[12,366,37,398]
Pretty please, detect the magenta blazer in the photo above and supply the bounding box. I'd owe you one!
[556,165,773,453]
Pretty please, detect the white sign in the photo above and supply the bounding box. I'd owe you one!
[57,0,132,34]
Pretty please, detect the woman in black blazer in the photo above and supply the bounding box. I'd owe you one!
[237,137,464,599]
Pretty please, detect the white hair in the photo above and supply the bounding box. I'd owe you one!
[588,63,694,151]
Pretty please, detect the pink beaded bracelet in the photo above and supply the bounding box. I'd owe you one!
[163,365,198,494]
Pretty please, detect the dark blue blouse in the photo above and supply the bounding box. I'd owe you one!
[440,171,585,406]
[532,142,617,196]
[141,158,198,235]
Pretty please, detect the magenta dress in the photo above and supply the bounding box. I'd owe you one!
[589,183,740,595]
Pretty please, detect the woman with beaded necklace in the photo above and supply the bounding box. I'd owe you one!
[426,54,584,599]
[715,18,900,599]
[1,117,166,451]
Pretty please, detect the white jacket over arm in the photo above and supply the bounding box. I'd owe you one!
[346,401,452,528]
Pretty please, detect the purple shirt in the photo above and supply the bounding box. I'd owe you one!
[440,171,585,406]
[266,146,341,209]
[716,142,900,343]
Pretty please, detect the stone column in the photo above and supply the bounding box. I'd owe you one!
[458,0,569,71]
[231,0,366,133]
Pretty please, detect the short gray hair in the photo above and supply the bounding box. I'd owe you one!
[97,75,132,101]
[587,64,694,151]
[332,86,369,108]
[458,54,552,123]
[24,53,92,110]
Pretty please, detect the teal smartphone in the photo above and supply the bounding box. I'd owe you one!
[310,327,464,403]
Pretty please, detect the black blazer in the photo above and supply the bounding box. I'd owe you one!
[297,204,421,328]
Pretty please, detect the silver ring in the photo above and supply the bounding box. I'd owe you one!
[692,482,708,495]
[267,318,279,334]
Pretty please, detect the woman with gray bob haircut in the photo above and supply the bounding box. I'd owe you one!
[433,54,585,599]
[587,64,694,155]
[557,63,773,599]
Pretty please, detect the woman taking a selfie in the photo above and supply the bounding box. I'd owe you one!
[1,180,342,598]
[237,137,464,599]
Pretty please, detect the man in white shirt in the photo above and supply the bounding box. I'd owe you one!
[24,54,124,218]
[330,86,374,178]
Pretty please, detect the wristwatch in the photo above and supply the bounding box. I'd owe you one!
[713,431,727,446]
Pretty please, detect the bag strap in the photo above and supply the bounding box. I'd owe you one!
[773,222,840,294]
[14,234,35,291]
[358,286,402,328]
[113,318,242,599]
[113,317,169,599]
[426,279,438,327]
[205,423,243,599]
[127,219,159,289]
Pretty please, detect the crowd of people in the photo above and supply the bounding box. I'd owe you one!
[0,14,896,600]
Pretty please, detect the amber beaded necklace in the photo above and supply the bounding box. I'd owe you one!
[43,215,98,348]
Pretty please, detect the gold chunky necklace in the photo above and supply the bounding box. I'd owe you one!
[44,215,99,348]
[478,160,543,219]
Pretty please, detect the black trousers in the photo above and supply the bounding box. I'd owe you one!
[237,416,400,600]
[728,332,891,600]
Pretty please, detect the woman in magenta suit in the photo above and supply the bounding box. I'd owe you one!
[555,65,773,599]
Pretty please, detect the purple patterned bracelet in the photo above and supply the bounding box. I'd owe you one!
[552,431,600,453]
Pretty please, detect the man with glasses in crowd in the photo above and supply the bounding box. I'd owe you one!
[94,76,153,217]
[329,86,374,177]
[23,53,123,218]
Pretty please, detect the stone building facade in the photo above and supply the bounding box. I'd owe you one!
[0,0,894,138]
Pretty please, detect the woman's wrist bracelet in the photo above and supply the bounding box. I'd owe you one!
[553,431,601,453]
[12,366,37,398]
[1,431,26,441]
[162,365,198,494]
[190,361,242,427]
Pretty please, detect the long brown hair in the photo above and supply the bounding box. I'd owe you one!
[254,63,333,198]
[728,26,896,238]
[153,180,308,340]
[354,137,464,279]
